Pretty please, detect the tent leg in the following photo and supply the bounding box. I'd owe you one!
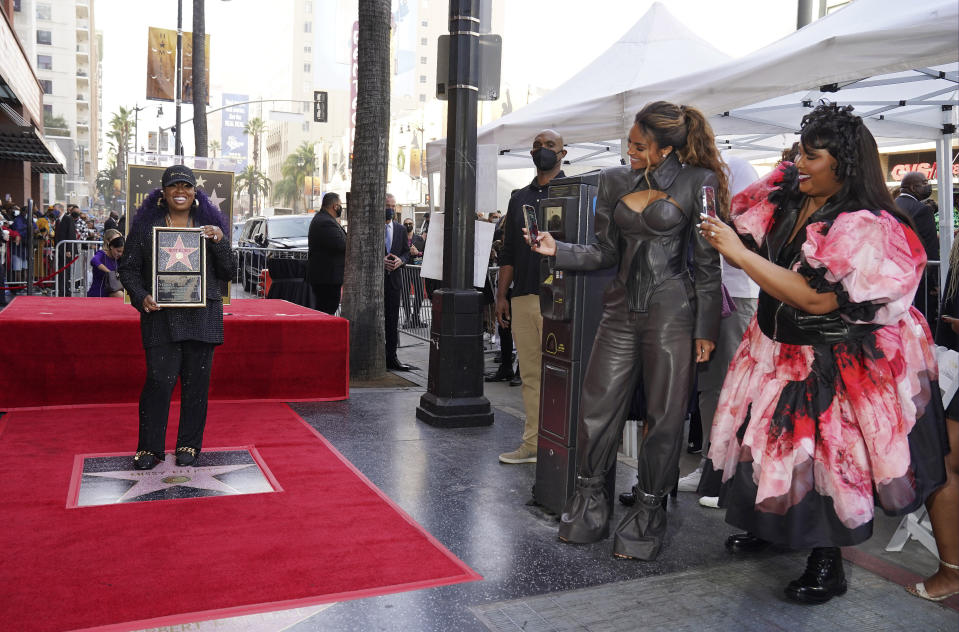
[937,129,955,292]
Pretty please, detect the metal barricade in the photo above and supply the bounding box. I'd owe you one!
[234,246,309,298]
[53,240,102,297]
[395,264,500,344]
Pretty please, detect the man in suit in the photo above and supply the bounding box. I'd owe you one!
[384,193,417,371]
[896,172,939,325]
[54,204,78,296]
[307,192,346,315]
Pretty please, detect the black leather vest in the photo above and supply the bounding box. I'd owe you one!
[755,200,880,345]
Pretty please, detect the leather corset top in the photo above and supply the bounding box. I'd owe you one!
[614,196,693,312]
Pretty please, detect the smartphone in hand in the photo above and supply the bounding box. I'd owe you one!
[701,185,717,218]
[522,204,540,243]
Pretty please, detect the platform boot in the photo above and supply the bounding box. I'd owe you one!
[784,547,848,604]
[611,487,667,560]
[558,474,610,544]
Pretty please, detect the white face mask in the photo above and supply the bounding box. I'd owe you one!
[12,209,20,216]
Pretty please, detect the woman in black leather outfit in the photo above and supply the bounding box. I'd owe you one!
[531,101,727,560]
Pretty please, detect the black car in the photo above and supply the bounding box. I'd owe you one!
[237,214,312,291]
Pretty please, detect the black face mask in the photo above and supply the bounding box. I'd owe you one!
[334,205,343,218]
[532,148,559,171]
[385,208,395,221]
[71,211,80,219]
[405,224,413,233]
[915,184,932,200]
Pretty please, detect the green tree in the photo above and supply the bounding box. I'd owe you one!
[107,106,135,209]
[208,139,220,158]
[235,165,271,217]
[342,0,391,379]
[272,176,300,212]
[243,117,267,173]
[96,169,115,208]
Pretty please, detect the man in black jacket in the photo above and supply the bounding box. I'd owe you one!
[896,172,938,260]
[54,205,78,296]
[384,193,417,371]
[307,192,346,315]
[896,172,939,325]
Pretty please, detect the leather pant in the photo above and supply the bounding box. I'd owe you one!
[559,279,695,559]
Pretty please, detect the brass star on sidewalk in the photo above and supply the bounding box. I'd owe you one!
[86,456,259,503]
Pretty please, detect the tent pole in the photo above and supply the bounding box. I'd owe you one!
[936,126,955,292]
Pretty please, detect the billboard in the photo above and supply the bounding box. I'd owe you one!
[146,27,210,104]
[221,93,249,170]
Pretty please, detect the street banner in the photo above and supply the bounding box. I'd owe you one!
[221,93,249,169]
[146,27,210,103]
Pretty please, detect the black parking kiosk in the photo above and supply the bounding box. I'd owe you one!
[533,172,616,515]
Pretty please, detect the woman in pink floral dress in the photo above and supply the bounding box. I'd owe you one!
[698,103,948,604]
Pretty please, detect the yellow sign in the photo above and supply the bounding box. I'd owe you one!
[146,27,210,103]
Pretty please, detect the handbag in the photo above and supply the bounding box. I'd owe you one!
[105,269,123,294]
[720,283,736,318]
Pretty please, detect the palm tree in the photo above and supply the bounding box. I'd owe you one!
[235,165,271,216]
[209,139,220,158]
[278,142,316,211]
[273,177,300,212]
[96,169,115,208]
[108,107,135,207]
[192,0,208,156]
[342,0,391,379]
[243,117,267,173]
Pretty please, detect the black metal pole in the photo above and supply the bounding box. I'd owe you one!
[174,0,183,157]
[416,0,492,427]
[25,199,34,296]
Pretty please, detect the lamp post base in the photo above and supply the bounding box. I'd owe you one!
[415,288,493,428]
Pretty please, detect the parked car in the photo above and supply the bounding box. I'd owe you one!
[237,214,312,291]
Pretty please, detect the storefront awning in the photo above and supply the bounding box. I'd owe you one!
[0,123,66,173]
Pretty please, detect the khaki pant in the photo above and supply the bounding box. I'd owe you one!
[510,294,543,450]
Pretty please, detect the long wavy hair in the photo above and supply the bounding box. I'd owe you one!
[799,103,911,227]
[634,101,730,216]
[130,187,228,232]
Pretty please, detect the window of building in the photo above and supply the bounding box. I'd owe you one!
[420,56,427,64]
[13,0,21,11]
[419,75,427,84]
[420,37,428,46]
[304,62,311,73]
[305,1,312,13]
[40,79,53,94]
[419,94,427,103]
[37,30,52,45]
[37,54,53,70]
[36,4,51,20]
[304,21,312,33]
[304,45,312,54]
[302,122,310,132]
[43,104,53,116]
[421,20,428,27]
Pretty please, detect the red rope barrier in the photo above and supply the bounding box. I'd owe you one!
[2,254,81,291]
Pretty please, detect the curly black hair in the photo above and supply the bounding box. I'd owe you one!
[799,102,910,226]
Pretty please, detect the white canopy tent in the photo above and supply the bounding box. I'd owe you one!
[426,2,733,172]
[427,0,957,252]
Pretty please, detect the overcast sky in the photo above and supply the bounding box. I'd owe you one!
[94,0,797,161]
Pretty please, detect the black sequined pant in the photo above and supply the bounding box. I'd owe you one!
[137,341,215,455]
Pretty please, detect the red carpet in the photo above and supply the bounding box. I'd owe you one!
[0,297,348,409]
[0,402,480,632]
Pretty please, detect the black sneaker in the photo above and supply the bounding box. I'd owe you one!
[687,440,702,454]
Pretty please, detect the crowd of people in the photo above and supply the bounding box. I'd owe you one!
[0,198,123,302]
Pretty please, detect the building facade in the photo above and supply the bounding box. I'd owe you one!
[12,0,99,208]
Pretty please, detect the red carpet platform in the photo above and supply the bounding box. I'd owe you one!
[0,297,349,410]
[0,402,480,632]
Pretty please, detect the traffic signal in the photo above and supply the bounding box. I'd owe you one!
[313,90,328,123]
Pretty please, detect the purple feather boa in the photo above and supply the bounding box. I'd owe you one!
[131,187,228,232]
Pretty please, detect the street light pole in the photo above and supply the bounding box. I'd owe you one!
[416,0,492,427]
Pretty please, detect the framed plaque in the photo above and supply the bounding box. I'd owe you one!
[152,227,207,307]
